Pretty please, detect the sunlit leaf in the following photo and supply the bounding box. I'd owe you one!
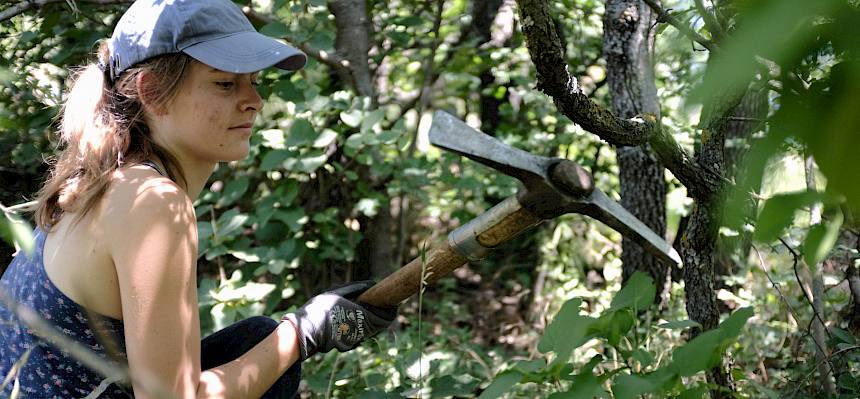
[753,191,824,243]
[803,209,844,267]
[1,213,34,256]
[538,298,594,365]
[216,177,249,208]
[478,370,523,399]
[216,209,248,237]
[657,320,702,330]
[670,329,722,376]
[612,374,657,399]
[609,271,655,311]
[340,109,363,127]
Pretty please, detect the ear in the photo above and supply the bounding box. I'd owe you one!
[136,71,167,116]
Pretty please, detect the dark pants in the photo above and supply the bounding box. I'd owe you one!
[201,316,302,399]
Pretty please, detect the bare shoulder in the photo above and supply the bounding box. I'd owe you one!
[101,165,197,251]
[104,166,195,224]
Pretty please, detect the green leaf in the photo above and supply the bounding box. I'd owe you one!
[690,0,841,108]
[677,385,709,399]
[355,198,379,217]
[831,327,857,345]
[718,307,754,342]
[360,109,385,133]
[427,374,479,398]
[274,208,307,232]
[285,152,328,173]
[312,129,338,148]
[260,129,286,149]
[803,209,844,267]
[754,191,823,243]
[610,271,655,311]
[538,298,594,365]
[286,119,316,147]
[478,370,523,399]
[556,356,609,398]
[273,80,305,103]
[260,149,292,171]
[1,213,35,256]
[589,310,634,347]
[259,22,289,37]
[340,109,363,127]
[630,349,655,369]
[377,130,402,143]
[670,329,722,376]
[657,320,702,330]
[612,374,657,399]
[211,302,237,331]
[216,177,249,208]
[391,15,424,27]
[216,209,248,238]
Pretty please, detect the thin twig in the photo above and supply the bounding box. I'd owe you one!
[242,7,350,79]
[0,286,174,398]
[751,245,801,326]
[0,0,132,22]
[778,237,829,334]
[642,0,716,52]
[692,0,725,41]
[0,201,38,214]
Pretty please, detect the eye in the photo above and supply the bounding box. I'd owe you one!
[215,81,235,89]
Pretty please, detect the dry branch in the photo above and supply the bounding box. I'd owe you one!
[0,0,132,22]
[641,0,716,51]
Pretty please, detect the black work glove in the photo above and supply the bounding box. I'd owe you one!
[282,280,397,361]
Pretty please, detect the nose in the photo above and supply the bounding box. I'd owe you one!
[239,79,263,112]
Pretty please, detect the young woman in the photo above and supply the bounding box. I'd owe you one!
[0,0,396,398]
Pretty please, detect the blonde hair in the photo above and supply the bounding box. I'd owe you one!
[35,42,190,230]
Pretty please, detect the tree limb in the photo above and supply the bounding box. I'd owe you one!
[693,0,726,42]
[641,0,716,52]
[0,0,132,22]
[515,0,719,196]
[242,7,353,82]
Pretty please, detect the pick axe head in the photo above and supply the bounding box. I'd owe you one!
[429,110,681,266]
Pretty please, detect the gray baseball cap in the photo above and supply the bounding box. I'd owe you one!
[108,0,307,82]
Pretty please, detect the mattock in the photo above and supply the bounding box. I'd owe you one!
[358,111,681,308]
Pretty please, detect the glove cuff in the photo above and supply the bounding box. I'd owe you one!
[281,313,309,361]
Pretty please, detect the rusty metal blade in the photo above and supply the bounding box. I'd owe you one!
[428,111,553,183]
[576,189,682,266]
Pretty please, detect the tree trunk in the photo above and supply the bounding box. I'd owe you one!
[602,0,669,306]
[684,73,744,398]
[328,0,375,99]
[805,155,837,395]
[714,89,767,290]
[329,0,398,279]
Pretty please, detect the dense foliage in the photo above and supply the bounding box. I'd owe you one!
[1,0,859,398]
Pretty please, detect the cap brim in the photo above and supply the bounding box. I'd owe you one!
[182,31,307,73]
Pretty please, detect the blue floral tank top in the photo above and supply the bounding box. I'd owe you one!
[0,229,132,398]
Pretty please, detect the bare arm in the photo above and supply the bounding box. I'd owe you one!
[106,175,299,399]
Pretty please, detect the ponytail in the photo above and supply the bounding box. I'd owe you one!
[35,42,190,230]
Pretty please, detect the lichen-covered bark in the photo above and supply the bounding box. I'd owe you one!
[603,0,670,304]
[515,0,719,198]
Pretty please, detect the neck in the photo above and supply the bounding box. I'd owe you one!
[174,158,215,200]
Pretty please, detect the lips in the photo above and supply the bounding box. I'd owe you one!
[230,123,253,129]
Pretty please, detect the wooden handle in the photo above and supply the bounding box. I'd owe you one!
[358,198,542,308]
[358,242,468,308]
